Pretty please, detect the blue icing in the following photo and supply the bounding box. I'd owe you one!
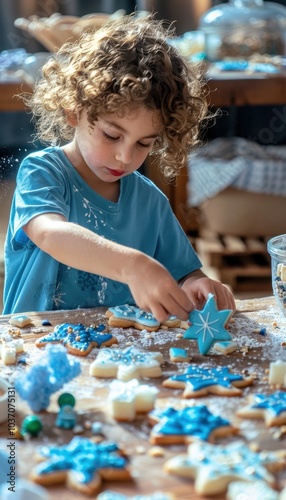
[151,406,230,441]
[36,437,127,484]
[168,365,242,391]
[252,391,286,416]
[169,347,188,359]
[184,293,232,355]
[109,304,160,326]
[37,322,109,352]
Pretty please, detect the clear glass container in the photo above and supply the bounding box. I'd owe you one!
[267,234,286,317]
[199,0,286,61]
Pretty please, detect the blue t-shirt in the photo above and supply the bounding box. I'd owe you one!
[3,147,201,313]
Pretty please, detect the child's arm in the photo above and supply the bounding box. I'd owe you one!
[23,212,192,322]
[180,269,236,311]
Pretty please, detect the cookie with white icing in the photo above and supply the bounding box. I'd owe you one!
[89,346,164,381]
[9,314,33,328]
[227,480,280,500]
[164,440,285,496]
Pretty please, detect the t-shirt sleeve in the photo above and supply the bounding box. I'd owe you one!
[154,201,202,281]
[10,154,70,249]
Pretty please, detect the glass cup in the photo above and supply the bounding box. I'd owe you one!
[267,234,286,315]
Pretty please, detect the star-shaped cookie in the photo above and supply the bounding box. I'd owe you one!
[35,323,117,356]
[29,436,131,496]
[183,293,233,355]
[164,440,285,496]
[89,346,164,381]
[149,405,238,445]
[162,365,253,398]
[237,391,286,427]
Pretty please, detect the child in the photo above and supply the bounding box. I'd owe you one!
[3,14,235,320]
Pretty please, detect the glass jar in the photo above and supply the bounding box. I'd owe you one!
[199,0,286,61]
[267,234,286,317]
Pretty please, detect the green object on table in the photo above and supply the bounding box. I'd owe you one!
[58,392,76,408]
[21,415,43,437]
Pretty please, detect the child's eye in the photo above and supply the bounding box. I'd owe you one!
[138,142,153,149]
[103,131,119,141]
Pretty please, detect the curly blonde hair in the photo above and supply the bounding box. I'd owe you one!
[24,14,210,179]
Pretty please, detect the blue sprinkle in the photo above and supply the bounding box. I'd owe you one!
[259,328,266,336]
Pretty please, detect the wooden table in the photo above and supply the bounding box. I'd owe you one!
[0,296,286,499]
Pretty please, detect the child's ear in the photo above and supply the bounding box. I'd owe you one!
[65,111,78,127]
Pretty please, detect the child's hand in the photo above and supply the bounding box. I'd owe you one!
[123,254,192,323]
[181,269,236,312]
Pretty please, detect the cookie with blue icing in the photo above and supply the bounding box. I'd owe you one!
[106,304,181,332]
[148,405,238,445]
[162,365,254,398]
[164,440,285,496]
[35,323,117,356]
[237,391,286,427]
[183,293,233,355]
[29,436,131,496]
[169,347,190,363]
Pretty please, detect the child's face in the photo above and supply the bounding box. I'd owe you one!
[71,106,162,183]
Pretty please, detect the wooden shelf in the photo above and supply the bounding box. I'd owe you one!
[0,81,32,112]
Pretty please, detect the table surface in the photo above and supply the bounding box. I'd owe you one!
[0,296,286,499]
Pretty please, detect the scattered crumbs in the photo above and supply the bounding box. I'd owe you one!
[73,424,85,434]
[145,333,154,340]
[32,328,45,334]
[176,333,183,339]
[135,445,146,455]
[148,446,165,458]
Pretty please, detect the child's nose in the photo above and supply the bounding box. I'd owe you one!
[115,145,133,165]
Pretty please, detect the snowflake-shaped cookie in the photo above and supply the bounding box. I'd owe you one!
[149,405,238,445]
[164,440,286,496]
[184,293,233,355]
[163,365,253,398]
[237,391,286,427]
[29,436,131,496]
[89,346,164,381]
[35,323,117,356]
